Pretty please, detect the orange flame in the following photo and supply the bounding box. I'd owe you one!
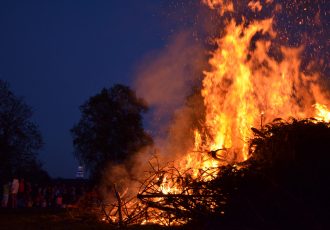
[202,0,234,15]
[173,2,330,183]
[105,0,330,226]
[145,0,330,196]
[248,0,263,12]
[314,103,330,122]
[192,17,328,168]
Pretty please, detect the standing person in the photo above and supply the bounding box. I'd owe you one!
[35,186,43,207]
[25,181,32,207]
[11,177,19,208]
[56,194,63,208]
[18,178,25,207]
[1,182,10,207]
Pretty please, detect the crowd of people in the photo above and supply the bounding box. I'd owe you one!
[1,177,87,209]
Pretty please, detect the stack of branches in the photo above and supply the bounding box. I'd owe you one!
[136,118,330,229]
[136,156,246,226]
[98,186,148,227]
[69,185,148,227]
[95,158,241,227]
[248,117,330,196]
[79,118,330,228]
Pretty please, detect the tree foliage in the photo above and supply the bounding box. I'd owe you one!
[0,80,45,182]
[71,84,153,182]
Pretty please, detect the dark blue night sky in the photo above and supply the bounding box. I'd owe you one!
[0,0,328,178]
[0,0,168,178]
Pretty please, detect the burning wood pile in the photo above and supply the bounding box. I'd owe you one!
[97,157,226,226]
[137,158,226,225]
[95,118,330,228]
[95,156,234,226]
[76,0,330,228]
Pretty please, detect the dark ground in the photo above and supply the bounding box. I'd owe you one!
[0,208,108,230]
[0,208,170,230]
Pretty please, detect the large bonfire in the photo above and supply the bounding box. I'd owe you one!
[95,0,329,227]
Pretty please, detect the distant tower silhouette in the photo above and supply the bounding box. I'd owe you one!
[76,165,84,178]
